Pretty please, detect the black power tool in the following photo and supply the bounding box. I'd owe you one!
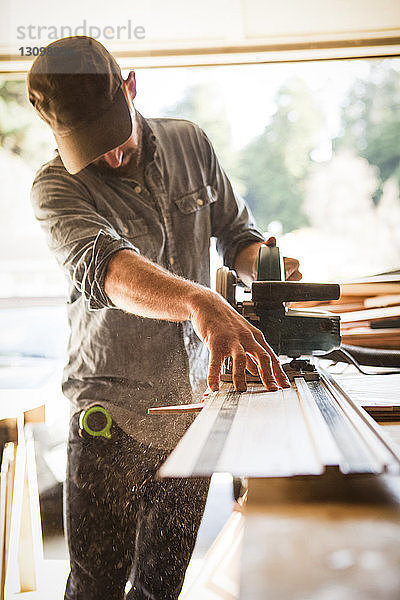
[216,245,341,380]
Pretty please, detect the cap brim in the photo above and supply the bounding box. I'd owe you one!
[54,85,132,175]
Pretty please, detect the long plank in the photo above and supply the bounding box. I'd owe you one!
[0,444,14,600]
[306,381,378,473]
[341,282,400,296]
[364,294,400,308]
[18,427,43,593]
[148,402,204,414]
[5,418,25,594]
[158,390,228,478]
[335,374,400,406]
[342,328,400,348]
[340,305,400,324]
[318,303,364,313]
[0,393,44,423]
[333,372,400,421]
[160,377,400,479]
[160,384,325,478]
[215,386,324,477]
[345,273,400,284]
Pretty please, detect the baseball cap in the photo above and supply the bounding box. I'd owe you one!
[27,36,132,174]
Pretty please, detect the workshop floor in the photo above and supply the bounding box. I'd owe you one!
[10,473,234,599]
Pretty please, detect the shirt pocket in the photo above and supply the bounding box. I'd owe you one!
[105,214,156,259]
[174,185,217,214]
[172,186,217,278]
[106,215,148,239]
[120,217,148,239]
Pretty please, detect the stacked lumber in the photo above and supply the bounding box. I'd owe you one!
[292,273,400,349]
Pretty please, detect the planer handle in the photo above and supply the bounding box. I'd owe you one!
[255,244,340,303]
[252,280,340,304]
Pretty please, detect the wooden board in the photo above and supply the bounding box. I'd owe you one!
[340,282,400,297]
[292,296,370,309]
[341,328,400,348]
[159,377,400,479]
[160,384,325,478]
[334,373,400,420]
[364,294,400,309]
[0,444,14,600]
[3,421,43,596]
[0,393,45,424]
[340,305,400,325]
[317,303,364,313]
[148,402,204,414]
[345,274,400,284]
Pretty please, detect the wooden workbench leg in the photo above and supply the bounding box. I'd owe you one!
[0,443,15,600]
[5,421,43,595]
[18,426,43,592]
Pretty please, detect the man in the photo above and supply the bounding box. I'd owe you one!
[28,36,300,599]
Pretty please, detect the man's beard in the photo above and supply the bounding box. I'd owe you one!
[94,149,139,177]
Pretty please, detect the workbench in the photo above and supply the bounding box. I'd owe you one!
[160,370,400,599]
[242,465,400,600]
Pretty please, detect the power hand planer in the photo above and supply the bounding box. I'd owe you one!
[216,245,341,382]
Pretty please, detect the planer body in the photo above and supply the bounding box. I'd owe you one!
[216,245,341,360]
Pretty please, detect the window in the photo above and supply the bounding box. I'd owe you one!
[1,57,399,307]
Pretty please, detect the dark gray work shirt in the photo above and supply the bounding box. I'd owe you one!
[31,114,264,449]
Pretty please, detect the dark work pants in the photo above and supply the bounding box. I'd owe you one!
[64,414,210,600]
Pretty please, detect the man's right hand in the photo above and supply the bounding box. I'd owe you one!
[188,289,290,393]
[105,250,290,393]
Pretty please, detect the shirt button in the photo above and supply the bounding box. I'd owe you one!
[196,198,204,206]
[169,257,175,266]
[134,185,141,194]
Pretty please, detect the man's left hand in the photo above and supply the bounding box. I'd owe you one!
[263,236,301,281]
[283,256,302,281]
[234,237,302,286]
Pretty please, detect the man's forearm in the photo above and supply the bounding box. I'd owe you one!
[104,249,207,321]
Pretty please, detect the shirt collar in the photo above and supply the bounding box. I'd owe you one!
[137,110,157,166]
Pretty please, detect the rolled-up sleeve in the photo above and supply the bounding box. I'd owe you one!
[31,166,139,310]
[199,130,265,269]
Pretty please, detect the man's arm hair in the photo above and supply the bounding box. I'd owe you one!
[104,249,203,321]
